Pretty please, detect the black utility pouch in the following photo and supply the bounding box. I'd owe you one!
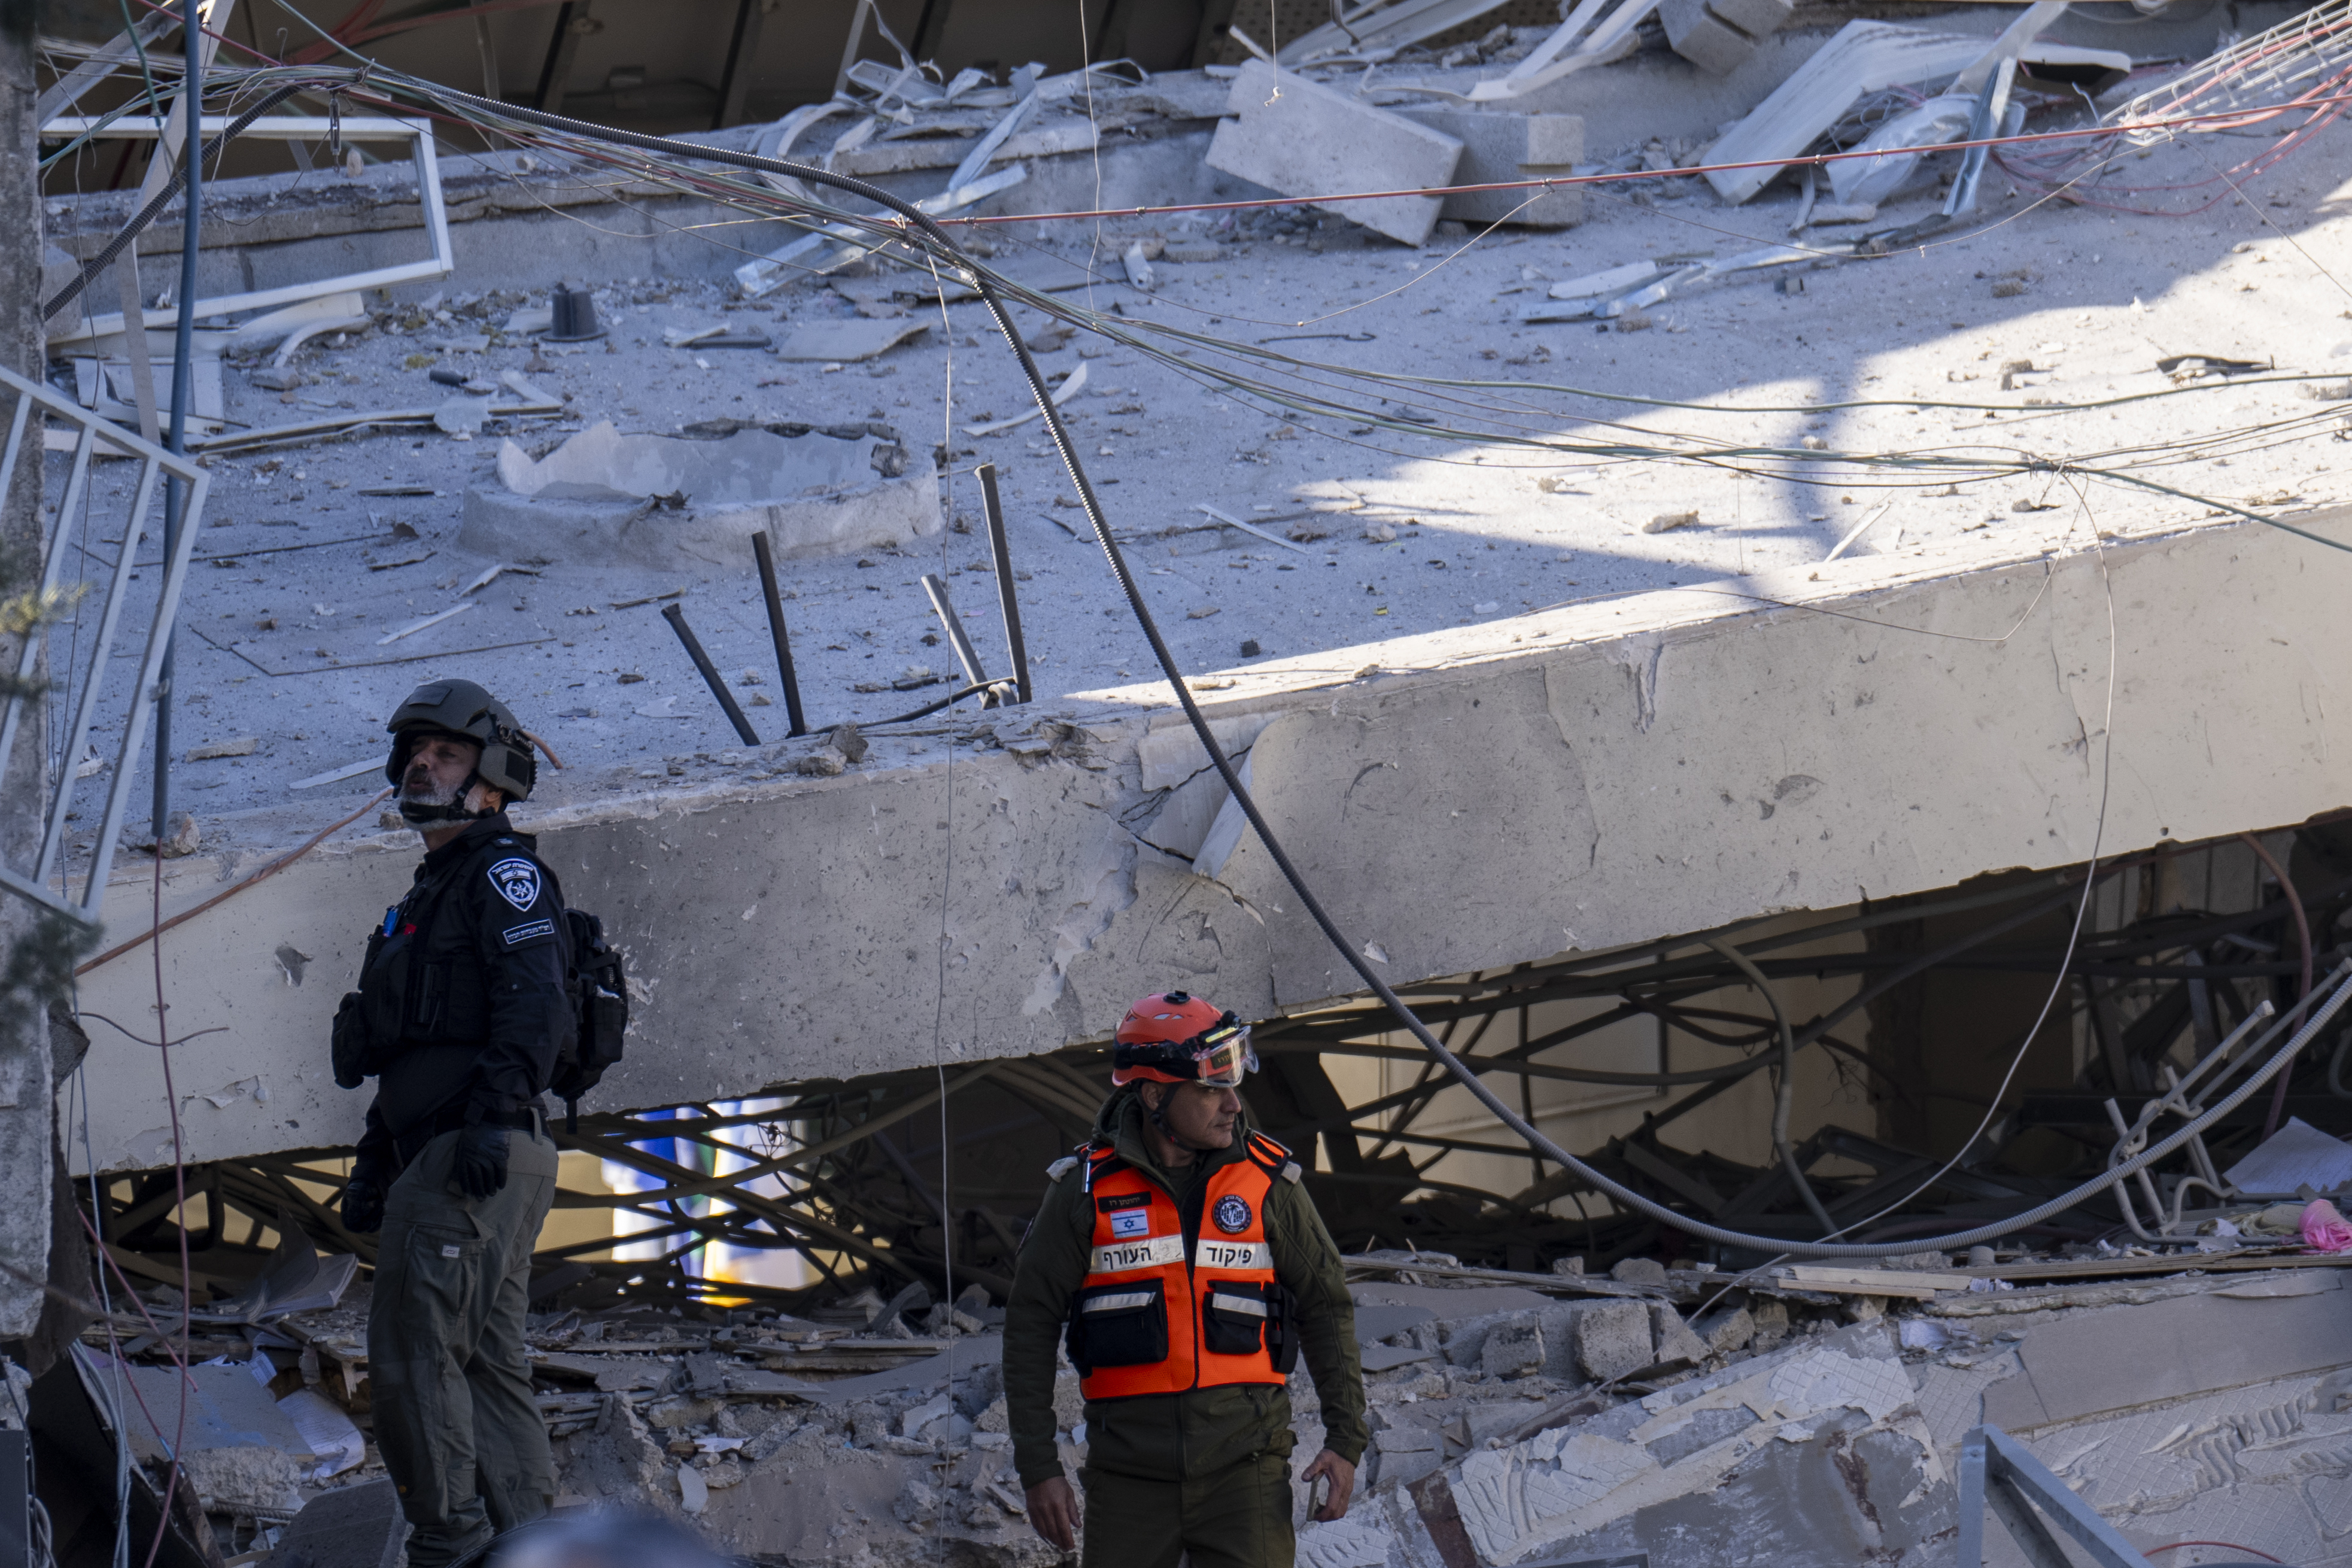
[330,992,372,1089]
[1266,1285,1302,1374]
[1069,1278,1169,1371]
[1203,1280,1272,1357]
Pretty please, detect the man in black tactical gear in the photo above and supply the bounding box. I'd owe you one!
[333,679,571,1568]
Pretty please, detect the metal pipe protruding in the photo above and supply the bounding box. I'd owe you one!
[661,601,761,746]
[977,464,1031,705]
[921,572,992,701]
[750,530,809,737]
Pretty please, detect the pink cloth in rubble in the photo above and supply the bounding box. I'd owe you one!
[2302,1199,2352,1253]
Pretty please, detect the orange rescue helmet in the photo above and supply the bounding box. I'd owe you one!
[1111,990,1256,1087]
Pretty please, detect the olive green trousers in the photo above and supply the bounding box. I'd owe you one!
[367,1125,558,1568]
[1080,1454,1296,1568]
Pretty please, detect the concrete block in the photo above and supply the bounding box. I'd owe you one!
[1207,60,1462,246]
[1691,1303,1755,1356]
[1710,0,1795,41]
[1430,1306,1524,1363]
[1463,1403,1531,1447]
[1660,0,1791,74]
[1375,1424,1442,1454]
[1660,0,1758,75]
[1649,1303,1712,1366]
[1379,1444,1443,1488]
[1439,1308,1534,1367]
[1481,1319,1546,1378]
[1399,108,1585,229]
[1570,1300,1654,1381]
[1612,1257,1667,1285]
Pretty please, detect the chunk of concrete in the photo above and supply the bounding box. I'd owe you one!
[1482,1318,1546,1378]
[270,1478,403,1568]
[1440,1308,1537,1368]
[1691,1303,1754,1356]
[184,1445,309,1514]
[1374,1422,1444,1488]
[1649,1304,1710,1367]
[462,421,940,570]
[771,319,931,363]
[1207,60,1463,247]
[1397,109,1585,227]
[1660,0,1794,73]
[1612,1257,1667,1285]
[1570,1300,1655,1382]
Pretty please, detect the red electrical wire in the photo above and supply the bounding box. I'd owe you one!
[2144,1545,2285,1564]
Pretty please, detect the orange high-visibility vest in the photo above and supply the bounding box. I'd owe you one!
[1065,1131,1300,1399]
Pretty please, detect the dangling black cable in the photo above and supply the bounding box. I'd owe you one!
[365,79,2345,1259]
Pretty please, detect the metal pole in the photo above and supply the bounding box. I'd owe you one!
[153,0,203,840]
[977,464,1030,704]
[750,530,808,737]
[660,603,761,746]
[920,573,991,699]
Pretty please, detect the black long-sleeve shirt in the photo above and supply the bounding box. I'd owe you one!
[352,813,571,1166]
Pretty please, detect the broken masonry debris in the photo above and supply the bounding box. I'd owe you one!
[469,420,940,570]
[1206,61,1464,248]
[1659,0,1794,76]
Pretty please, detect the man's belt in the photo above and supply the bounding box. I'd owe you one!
[394,1102,544,1165]
[430,1104,542,1136]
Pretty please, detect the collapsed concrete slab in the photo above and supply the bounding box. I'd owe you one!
[1206,61,1464,246]
[67,506,2352,1171]
[460,420,941,569]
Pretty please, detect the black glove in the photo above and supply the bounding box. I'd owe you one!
[454,1122,509,1199]
[342,1168,387,1235]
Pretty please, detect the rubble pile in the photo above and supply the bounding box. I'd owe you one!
[1323,1245,2352,1568]
[40,1225,2352,1568]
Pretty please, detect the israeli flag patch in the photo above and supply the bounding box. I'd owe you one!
[488,856,540,911]
[1110,1208,1150,1239]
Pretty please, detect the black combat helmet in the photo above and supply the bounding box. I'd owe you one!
[384,678,537,802]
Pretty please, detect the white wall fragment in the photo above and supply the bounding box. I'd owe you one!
[1297,1514,1395,1568]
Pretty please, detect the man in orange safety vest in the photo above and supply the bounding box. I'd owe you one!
[1002,990,1366,1567]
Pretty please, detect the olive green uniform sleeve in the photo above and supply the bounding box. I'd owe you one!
[1265,1176,1368,1465]
[1003,1163,1093,1488]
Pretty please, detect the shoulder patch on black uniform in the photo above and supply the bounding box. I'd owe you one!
[487,856,542,911]
[1279,1160,1302,1184]
[500,917,557,949]
[1047,1156,1079,1183]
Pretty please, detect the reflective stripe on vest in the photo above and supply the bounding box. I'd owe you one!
[1073,1136,1287,1399]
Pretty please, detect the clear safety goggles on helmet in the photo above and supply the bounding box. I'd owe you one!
[1191,1022,1257,1087]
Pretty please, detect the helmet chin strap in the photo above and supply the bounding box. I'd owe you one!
[399,770,499,826]
[1144,1084,1223,1154]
